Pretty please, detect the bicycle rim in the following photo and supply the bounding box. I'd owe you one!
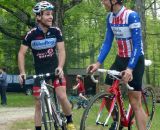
[142,87,156,130]
[128,87,156,130]
[41,92,55,130]
[80,91,120,130]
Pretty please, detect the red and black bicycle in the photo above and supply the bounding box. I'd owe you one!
[80,69,156,130]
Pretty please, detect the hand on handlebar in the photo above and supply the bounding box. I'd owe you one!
[87,62,101,74]
[18,74,26,86]
[121,68,133,84]
[55,67,64,78]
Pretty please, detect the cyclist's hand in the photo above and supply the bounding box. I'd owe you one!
[87,62,101,74]
[55,67,64,78]
[18,74,26,86]
[121,68,133,84]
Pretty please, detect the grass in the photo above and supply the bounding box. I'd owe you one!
[2,93,160,130]
[5,92,34,107]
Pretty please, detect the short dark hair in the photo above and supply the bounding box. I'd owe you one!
[76,75,83,80]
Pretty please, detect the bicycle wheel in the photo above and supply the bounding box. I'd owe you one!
[41,92,55,130]
[82,100,88,109]
[80,91,120,130]
[128,87,156,130]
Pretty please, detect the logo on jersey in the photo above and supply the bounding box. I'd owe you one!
[112,26,131,39]
[36,48,54,59]
[31,38,57,50]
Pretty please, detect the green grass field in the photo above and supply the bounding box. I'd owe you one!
[2,93,160,130]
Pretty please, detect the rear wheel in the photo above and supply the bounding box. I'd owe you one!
[80,91,120,130]
[128,87,156,130]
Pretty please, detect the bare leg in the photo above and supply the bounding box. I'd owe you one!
[55,86,72,115]
[34,97,41,127]
[128,91,147,130]
[79,93,88,100]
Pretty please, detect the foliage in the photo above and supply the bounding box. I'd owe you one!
[4,92,34,107]
[0,0,160,86]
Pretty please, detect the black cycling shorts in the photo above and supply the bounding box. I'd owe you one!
[105,55,144,91]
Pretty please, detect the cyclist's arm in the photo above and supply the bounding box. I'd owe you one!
[127,12,143,70]
[97,15,114,64]
[73,83,80,90]
[18,44,28,74]
[57,41,66,69]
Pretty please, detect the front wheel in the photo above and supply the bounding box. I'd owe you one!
[80,91,120,130]
[82,100,88,109]
[128,86,156,130]
[41,92,55,130]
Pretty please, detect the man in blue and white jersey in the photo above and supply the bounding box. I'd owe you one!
[87,0,146,130]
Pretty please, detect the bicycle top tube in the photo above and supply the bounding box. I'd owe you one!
[91,69,134,90]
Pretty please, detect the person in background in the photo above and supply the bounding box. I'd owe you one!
[73,75,87,100]
[0,67,8,106]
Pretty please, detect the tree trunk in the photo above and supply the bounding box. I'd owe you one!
[134,0,151,84]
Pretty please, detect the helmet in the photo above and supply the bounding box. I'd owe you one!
[33,1,54,14]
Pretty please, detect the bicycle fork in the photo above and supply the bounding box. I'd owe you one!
[42,94,64,128]
[96,96,117,126]
[50,97,63,127]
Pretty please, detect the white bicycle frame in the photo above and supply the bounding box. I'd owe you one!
[40,79,63,126]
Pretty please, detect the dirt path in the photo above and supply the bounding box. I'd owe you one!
[0,107,34,130]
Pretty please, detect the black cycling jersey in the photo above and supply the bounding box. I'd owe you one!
[23,26,63,74]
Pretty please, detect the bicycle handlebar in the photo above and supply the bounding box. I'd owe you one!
[91,69,134,90]
[26,73,54,79]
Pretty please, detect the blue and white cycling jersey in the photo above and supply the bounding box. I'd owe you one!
[98,6,144,69]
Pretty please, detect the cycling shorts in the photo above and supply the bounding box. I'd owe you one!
[105,55,144,91]
[33,76,66,97]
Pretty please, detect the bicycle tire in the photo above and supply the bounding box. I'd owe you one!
[41,91,55,130]
[128,86,156,130]
[80,91,120,130]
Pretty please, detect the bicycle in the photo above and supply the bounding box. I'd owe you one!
[26,73,67,130]
[80,69,156,130]
[68,95,88,109]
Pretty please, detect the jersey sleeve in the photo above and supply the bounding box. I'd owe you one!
[127,11,143,69]
[97,14,114,64]
[22,31,32,47]
[55,27,63,42]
